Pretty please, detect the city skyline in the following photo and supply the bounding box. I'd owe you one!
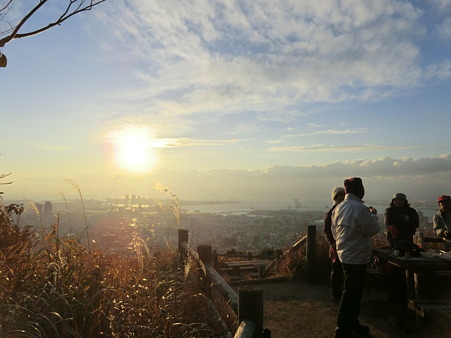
[1,1,451,203]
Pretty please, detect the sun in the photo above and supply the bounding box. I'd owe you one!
[108,126,157,173]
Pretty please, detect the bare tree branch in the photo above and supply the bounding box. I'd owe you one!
[0,0,107,48]
[0,173,12,185]
[0,0,47,47]
[0,1,14,13]
[0,1,15,35]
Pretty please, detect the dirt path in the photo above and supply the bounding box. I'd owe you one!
[241,278,451,338]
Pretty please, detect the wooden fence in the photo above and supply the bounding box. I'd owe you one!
[177,225,318,337]
[179,229,271,338]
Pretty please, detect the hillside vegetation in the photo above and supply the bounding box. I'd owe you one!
[0,203,228,337]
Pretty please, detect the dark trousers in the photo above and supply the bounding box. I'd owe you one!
[337,263,367,328]
[331,259,344,299]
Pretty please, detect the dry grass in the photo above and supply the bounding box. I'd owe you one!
[277,229,393,281]
[275,232,331,280]
[0,203,229,337]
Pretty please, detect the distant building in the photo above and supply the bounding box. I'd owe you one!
[417,210,430,228]
[44,201,53,218]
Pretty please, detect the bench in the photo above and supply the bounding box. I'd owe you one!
[407,299,451,317]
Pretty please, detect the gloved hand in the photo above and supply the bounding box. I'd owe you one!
[387,225,399,238]
[368,206,377,215]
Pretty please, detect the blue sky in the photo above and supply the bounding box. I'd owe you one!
[1,0,451,204]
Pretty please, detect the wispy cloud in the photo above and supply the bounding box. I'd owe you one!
[149,138,241,148]
[266,144,419,153]
[94,0,448,121]
[285,128,369,138]
[266,128,369,145]
[307,123,323,128]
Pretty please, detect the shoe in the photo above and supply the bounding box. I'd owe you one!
[334,326,357,338]
[350,323,370,335]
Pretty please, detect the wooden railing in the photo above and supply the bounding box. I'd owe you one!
[178,229,268,338]
[178,225,318,337]
[261,225,317,282]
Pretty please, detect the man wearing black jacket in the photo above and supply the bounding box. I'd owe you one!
[384,193,419,250]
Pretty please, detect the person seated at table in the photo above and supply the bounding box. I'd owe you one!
[384,193,419,251]
[433,195,451,251]
[383,193,419,309]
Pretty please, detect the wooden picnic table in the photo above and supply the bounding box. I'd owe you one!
[373,248,451,317]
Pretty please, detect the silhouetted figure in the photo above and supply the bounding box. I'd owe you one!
[324,186,345,302]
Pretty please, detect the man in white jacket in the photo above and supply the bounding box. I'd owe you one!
[332,177,380,338]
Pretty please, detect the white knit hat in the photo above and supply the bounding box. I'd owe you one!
[331,186,345,202]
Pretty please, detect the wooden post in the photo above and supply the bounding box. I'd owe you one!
[238,286,264,338]
[197,245,213,297]
[197,245,212,264]
[306,225,317,283]
[178,229,189,265]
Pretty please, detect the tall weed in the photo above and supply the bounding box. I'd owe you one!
[0,200,229,337]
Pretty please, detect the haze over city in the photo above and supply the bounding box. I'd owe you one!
[1,1,451,205]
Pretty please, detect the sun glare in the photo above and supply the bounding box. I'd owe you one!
[108,126,157,173]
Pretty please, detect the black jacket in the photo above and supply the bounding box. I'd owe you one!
[384,206,419,247]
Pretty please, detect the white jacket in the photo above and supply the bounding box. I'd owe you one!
[332,193,380,265]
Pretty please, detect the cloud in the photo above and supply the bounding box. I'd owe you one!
[425,61,451,81]
[93,0,448,123]
[8,154,451,203]
[266,144,418,153]
[260,154,451,177]
[282,128,369,138]
[150,137,242,148]
[307,123,323,128]
[438,18,451,39]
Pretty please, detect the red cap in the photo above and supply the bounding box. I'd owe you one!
[438,195,451,203]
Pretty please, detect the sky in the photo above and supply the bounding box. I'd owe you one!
[1,0,451,205]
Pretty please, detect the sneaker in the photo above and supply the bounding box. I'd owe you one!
[350,323,370,335]
[334,327,358,338]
